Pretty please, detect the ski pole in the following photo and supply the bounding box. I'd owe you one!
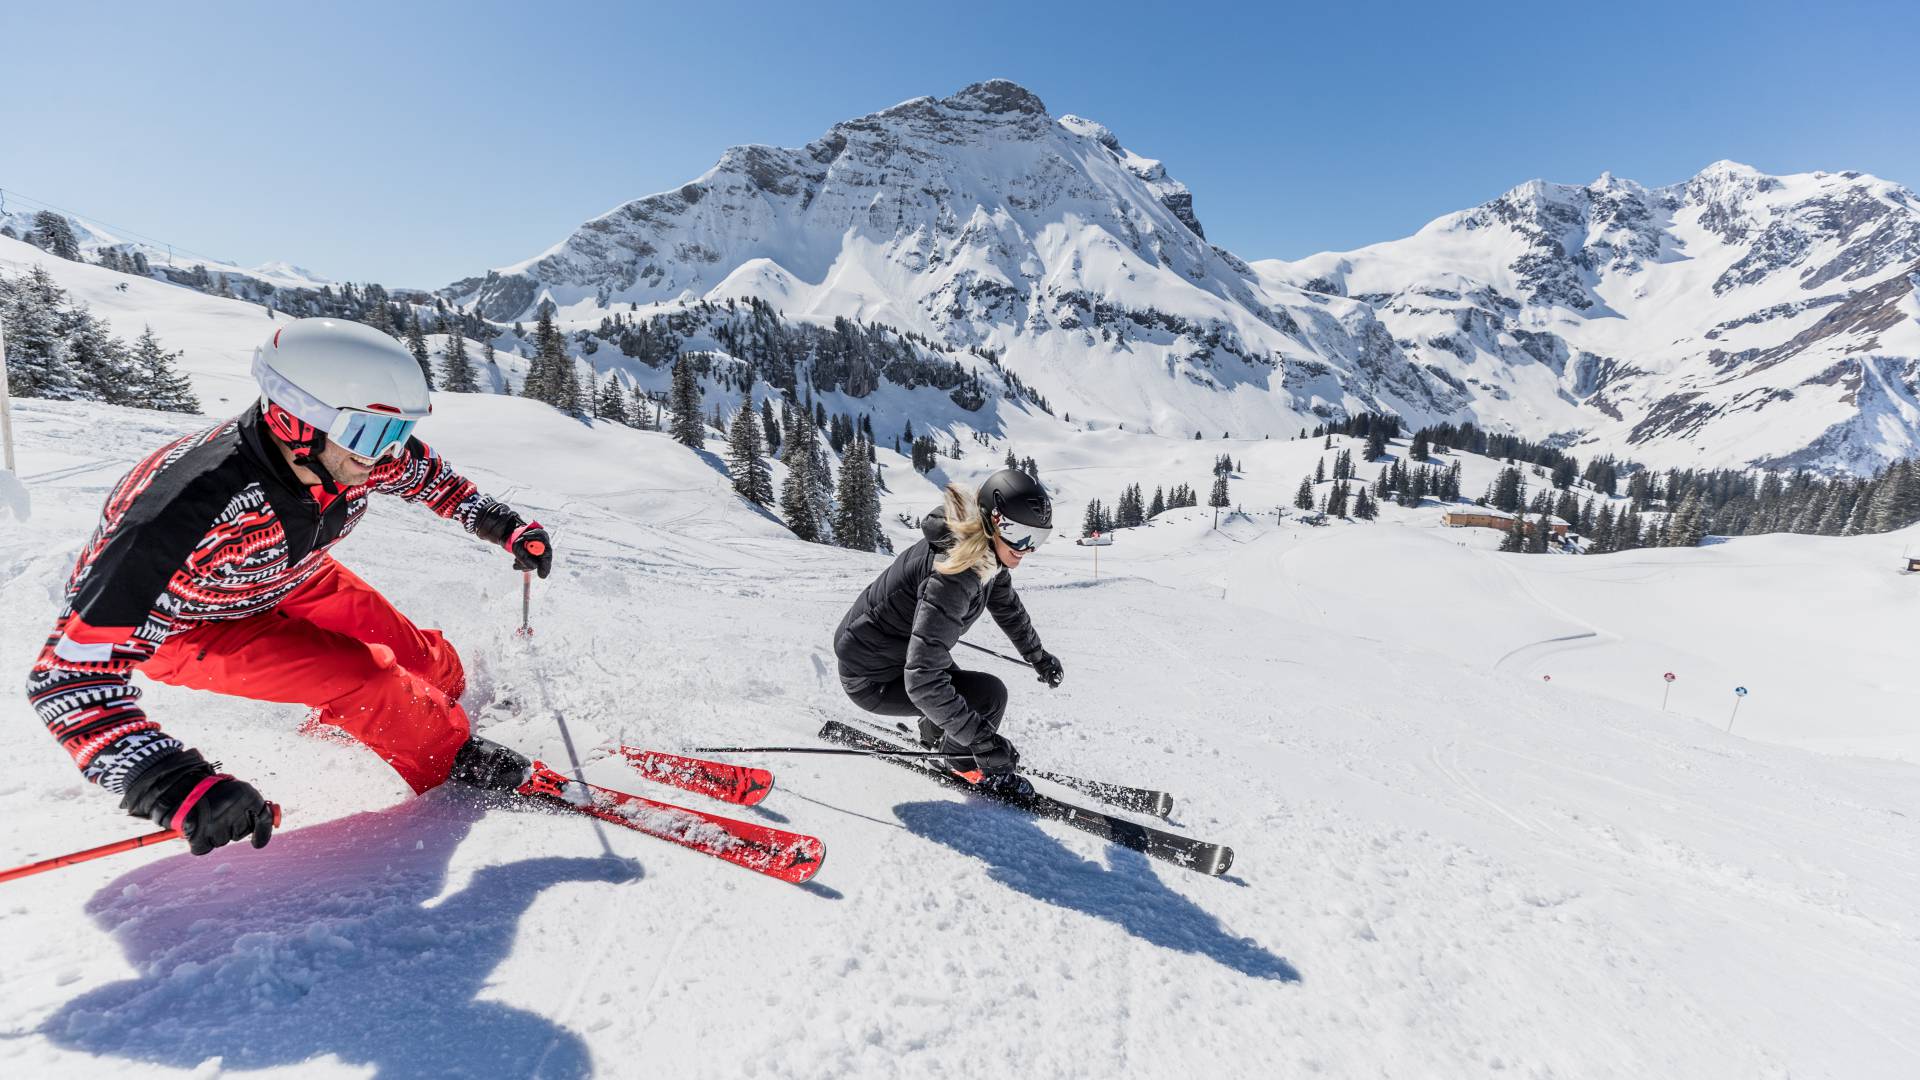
[693,744,955,759]
[956,639,1030,667]
[0,803,282,885]
[517,570,533,637]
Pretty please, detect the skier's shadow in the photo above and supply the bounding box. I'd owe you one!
[42,789,639,1079]
[894,800,1299,983]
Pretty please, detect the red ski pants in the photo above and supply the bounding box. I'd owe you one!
[139,559,471,793]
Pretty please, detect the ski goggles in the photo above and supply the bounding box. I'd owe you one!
[991,513,1052,554]
[329,409,418,461]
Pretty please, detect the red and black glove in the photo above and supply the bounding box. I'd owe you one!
[506,520,552,578]
[476,504,554,578]
[120,748,274,856]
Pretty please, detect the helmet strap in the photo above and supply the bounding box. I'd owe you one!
[263,398,341,496]
[298,437,343,497]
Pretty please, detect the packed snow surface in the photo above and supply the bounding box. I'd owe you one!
[2,391,1917,1080]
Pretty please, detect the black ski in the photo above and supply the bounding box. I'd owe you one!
[857,717,1175,818]
[1025,766,1175,819]
[819,721,1232,876]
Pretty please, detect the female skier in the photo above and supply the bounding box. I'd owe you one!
[832,469,1064,796]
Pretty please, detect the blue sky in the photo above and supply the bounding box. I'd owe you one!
[2,0,1914,287]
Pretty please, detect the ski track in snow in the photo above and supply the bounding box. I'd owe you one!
[0,398,1917,1079]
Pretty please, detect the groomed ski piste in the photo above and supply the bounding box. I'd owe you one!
[4,246,1920,1078]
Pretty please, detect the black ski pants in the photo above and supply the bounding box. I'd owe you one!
[840,666,1007,749]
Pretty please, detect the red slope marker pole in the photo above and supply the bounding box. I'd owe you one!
[0,803,282,885]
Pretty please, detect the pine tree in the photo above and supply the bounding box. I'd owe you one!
[1499,515,1526,552]
[1491,467,1525,513]
[669,356,704,447]
[523,308,561,405]
[573,360,594,420]
[761,398,782,456]
[594,373,628,423]
[780,453,820,541]
[1327,480,1350,518]
[1617,510,1643,551]
[1864,464,1911,532]
[809,435,836,539]
[1353,486,1377,520]
[66,307,139,404]
[1209,473,1230,527]
[129,326,198,413]
[1790,486,1829,534]
[404,314,434,391]
[0,265,85,399]
[779,405,832,541]
[1148,486,1166,519]
[1665,491,1707,547]
[1083,499,1104,536]
[1365,428,1387,461]
[1314,457,1326,484]
[1844,480,1876,535]
[1816,483,1855,535]
[1527,513,1552,553]
[29,212,82,260]
[729,396,774,507]
[832,435,883,551]
[1294,475,1315,510]
[438,330,479,393]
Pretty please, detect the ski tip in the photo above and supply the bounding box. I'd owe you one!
[737,770,775,807]
[1208,847,1235,876]
[1155,794,1176,819]
[784,839,826,884]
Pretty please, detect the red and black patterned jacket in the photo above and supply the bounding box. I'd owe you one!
[27,405,505,794]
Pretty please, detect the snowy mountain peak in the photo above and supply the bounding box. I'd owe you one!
[862,79,1054,141]
[446,80,1445,438]
[934,77,1050,117]
[1264,161,1920,474]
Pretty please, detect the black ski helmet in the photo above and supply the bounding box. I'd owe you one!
[979,468,1052,532]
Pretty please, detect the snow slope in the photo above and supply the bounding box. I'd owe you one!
[2,392,1917,1079]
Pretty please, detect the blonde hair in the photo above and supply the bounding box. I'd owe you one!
[934,481,999,580]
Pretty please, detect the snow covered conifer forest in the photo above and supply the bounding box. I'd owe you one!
[3,36,1919,1080]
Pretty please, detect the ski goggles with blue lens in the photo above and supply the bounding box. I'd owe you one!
[328,409,418,461]
[991,513,1052,554]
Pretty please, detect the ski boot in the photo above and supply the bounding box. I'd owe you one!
[448,735,533,792]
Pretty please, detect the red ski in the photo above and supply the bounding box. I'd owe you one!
[616,747,774,806]
[516,762,823,884]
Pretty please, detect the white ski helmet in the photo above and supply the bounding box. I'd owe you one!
[253,318,431,461]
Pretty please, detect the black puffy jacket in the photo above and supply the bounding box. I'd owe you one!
[834,509,1045,742]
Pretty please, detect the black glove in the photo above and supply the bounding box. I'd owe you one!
[1030,650,1065,689]
[475,503,553,579]
[121,748,274,856]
